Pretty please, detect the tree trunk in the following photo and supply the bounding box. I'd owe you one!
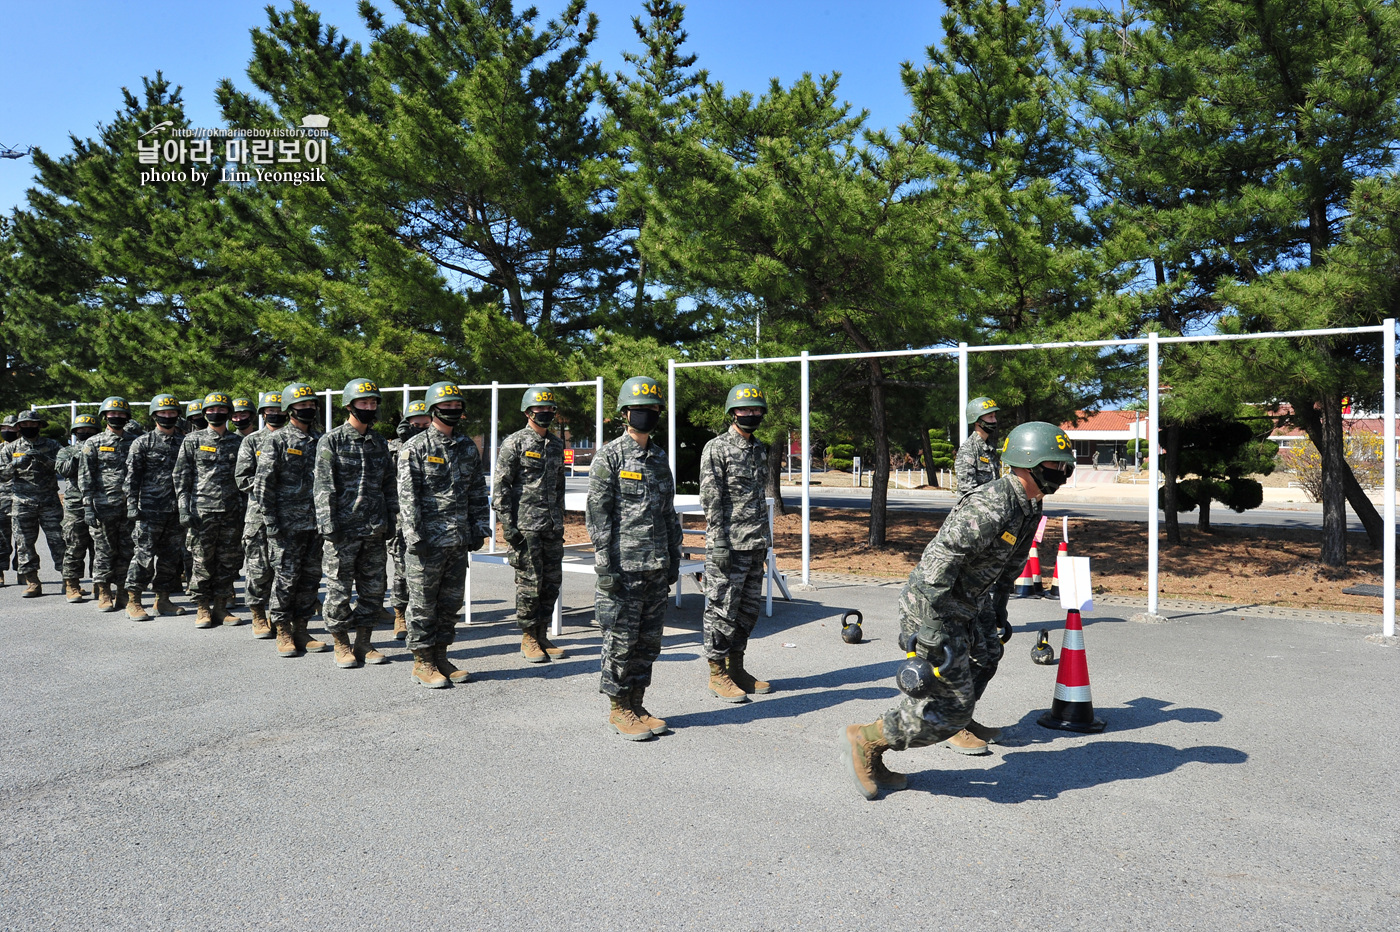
[1197,491,1211,533]
[920,427,937,489]
[767,434,788,517]
[1308,395,1350,566]
[1162,423,1182,545]
[866,359,890,547]
[1291,400,1383,549]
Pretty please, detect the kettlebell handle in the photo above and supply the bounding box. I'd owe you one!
[841,610,863,627]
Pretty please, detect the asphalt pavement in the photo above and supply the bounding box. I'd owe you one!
[2,561,1396,930]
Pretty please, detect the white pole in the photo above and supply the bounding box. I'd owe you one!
[489,381,499,554]
[801,350,811,586]
[1147,332,1160,617]
[323,389,333,433]
[667,359,677,481]
[402,383,411,415]
[70,400,77,427]
[1384,318,1395,637]
[958,341,969,442]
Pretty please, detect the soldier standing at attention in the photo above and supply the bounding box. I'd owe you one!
[173,391,246,629]
[56,413,100,602]
[387,400,431,640]
[493,385,567,664]
[315,379,396,670]
[398,382,490,688]
[0,411,67,598]
[586,376,682,741]
[841,423,1074,800]
[956,396,1001,492]
[699,383,773,704]
[0,414,16,587]
[230,397,257,437]
[122,395,189,621]
[78,397,135,613]
[253,383,328,658]
[236,391,285,639]
[185,400,207,433]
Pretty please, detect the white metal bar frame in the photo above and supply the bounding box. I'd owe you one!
[1147,332,1160,617]
[1386,320,1396,637]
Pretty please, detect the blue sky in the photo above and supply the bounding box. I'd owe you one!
[0,1,946,215]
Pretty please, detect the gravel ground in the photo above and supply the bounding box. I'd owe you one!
[1,562,1396,931]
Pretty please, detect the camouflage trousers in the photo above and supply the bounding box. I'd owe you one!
[12,501,66,576]
[125,512,184,594]
[187,514,243,600]
[90,513,134,588]
[970,593,1005,702]
[403,542,468,650]
[389,526,408,611]
[242,524,274,610]
[596,569,669,698]
[511,530,564,631]
[701,546,766,660]
[0,493,12,570]
[61,513,93,581]
[880,603,978,751]
[322,533,387,634]
[268,529,323,626]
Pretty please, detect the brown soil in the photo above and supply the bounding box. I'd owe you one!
[770,509,1384,613]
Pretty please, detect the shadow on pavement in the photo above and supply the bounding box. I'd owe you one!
[996,695,1224,747]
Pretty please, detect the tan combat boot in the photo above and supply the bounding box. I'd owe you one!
[64,579,87,603]
[940,728,990,756]
[212,598,241,626]
[332,631,360,669]
[293,619,329,653]
[728,649,771,694]
[433,644,470,683]
[154,592,186,616]
[630,687,669,736]
[22,573,42,598]
[966,720,1002,745]
[392,608,407,640]
[520,627,548,663]
[707,659,748,703]
[0,569,5,586]
[274,621,299,658]
[410,648,449,688]
[535,625,566,660]
[608,696,654,741]
[125,590,151,621]
[93,582,112,611]
[249,605,273,639]
[114,587,128,610]
[842,721,895,800]
[195,600,217,628]
[354,626,386,665]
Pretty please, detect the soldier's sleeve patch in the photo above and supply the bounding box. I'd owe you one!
[619,470,642,480]
[524,450,542,459]
[979,456,989,463]
[286,448,303,456]
[426,456,446,465]
[100,446,116,453]
[199,445,218,453]
[1000,531,1017,545]
[11,452,24,458]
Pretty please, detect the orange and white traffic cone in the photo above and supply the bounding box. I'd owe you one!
[1046,540,1067,600]
[1027,544,1043,596]
[1013,555,1036,598]
[1036,609,1105,733]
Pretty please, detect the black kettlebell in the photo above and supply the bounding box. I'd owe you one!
[840,610,863,644]
[998,618,1014,644]
[1031,629,1055,665]
[894,632,954,699]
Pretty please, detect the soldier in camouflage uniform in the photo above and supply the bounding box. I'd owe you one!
[0,411,67,597]
[173,391,246,629]
[315,379,396,669]
[122,394,189,621]
[56,413,100,602]
[252,382,329,658]
[387,400,430,640]
[398,381,490,688]
[0,414,16,587]
[699,383,773,704]
[78,397,135,613]
[841,422,1075,800]
[493,385,567,665]
[230,396,257,437]
[180,398,206,590]
[586,376,683,741]
[236,391,285,639]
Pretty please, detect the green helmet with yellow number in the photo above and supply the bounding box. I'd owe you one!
[425,381,464,413]
[724,383,767,413]
[281,382,319,411]
[616,376,664,411]
[185,400,204,418]
[1000,421,1076,495]
[341,378,381,407]
[966,396,999,425]
[521,385,559,412]
[202,391,232,411]
[149,393,181,416]
[405,400,429,418]
[257,391,282,413]
[231,396,255,415]
[99,396,131,419]
[72,413,100,432]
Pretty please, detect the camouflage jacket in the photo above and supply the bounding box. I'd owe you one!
[586,432,682,575]
[492,426,566,535]
[173,427,245,521]
[397,427,490,550]
[900,475,1041,633]
[235,426,281,534]
[314,422,396,540]
[251,421,319,536]
[78,427,133,518]
[955,431,1001,492]
[56,444,83,516]
[699,426,771,551]
[0,436,62,509]
[124,429,182,518]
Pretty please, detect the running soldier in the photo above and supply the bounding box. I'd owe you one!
[493,385,567,664]
[315,379,395,669]
[56,413,101,602]
[841,422,1074,800]
[173,391,246,629]
[699,383,773,703]
[122,394,188,621]
[388,400,430,640]
[236,391,284,639]
[78,396,135,613]
[0,411,66,597]
[398,381,490,688]
[586,376,682,741]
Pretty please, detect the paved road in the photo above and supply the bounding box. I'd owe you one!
[2,564,1395,930]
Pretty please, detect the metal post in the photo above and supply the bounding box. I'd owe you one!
[801,350,811,586]
[594,377,604,456]
[70,400,77,426]
[1147,332,1160,618]
[1384,318,1395,637]
[402,383,411,415]
[958,342,969,443]
[667,359,677,482]
[323,389,333,433]
[489,381,499,554]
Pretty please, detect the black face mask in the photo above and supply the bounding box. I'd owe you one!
[349,404,379,425]
[105,418,129,432]
[627,408,660,434]
[205,411,230,427]
[20,425,41,440]
[231,415,253,430]
[1032,462,1073,495]
[529,410,556,428]
[1,430,17,442]
[73,432,98,445]
[289,407,317,425]
[735,413,764,432]
[263,412,287,427]
[978,420,999,439]
[154,414,180,430]
[434,408,463,428]
[190,417,207,430]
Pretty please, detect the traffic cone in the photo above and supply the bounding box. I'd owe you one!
[1037,609,1105,733]
[1027,544,1043,596]
[1012,555,1036,598]
[1046,540,1067,600]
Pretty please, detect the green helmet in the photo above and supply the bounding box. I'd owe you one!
[72,413,100,432]
[149,393,181,415]
[202,391,232,411]
[257,391,283,413]
[185,400,204,418]
[724,383,767,413]
[966,396,1000,425]
[617,376,664,411]
[231,396,255,414]
[425,381,464,412]
[99,396,131,419]
[521,385,559,412]
[1000,421,1076,495]
[281,382,319,411]
[405,400,429,418]
[342,378,381,407]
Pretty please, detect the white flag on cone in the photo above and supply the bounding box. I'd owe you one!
[1057,556,1093,613]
